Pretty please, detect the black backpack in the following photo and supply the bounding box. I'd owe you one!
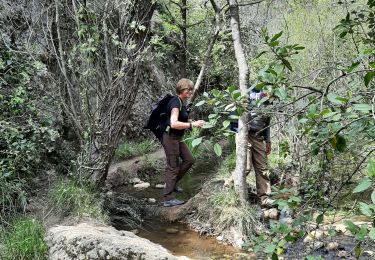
[144,94,182,141]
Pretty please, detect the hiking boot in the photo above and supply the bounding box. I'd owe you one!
[163,199,185,207]
[260,197,275,208]
[174,186,184,193]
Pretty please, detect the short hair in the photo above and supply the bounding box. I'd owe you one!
[176,78,194,94]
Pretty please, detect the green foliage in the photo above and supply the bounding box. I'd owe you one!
[0,39,60,220]
[115,138,158,159]
[1,217,47,260]
[48,180,108,222]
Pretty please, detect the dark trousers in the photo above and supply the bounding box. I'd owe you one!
[161,133,194,200]
[245,134,271,198]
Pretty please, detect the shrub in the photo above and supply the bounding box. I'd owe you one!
[1,217,47,260]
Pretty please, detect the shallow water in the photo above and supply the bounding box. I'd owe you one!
[135,219,243,259]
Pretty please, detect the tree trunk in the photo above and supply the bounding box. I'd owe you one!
[180,0,187,78]
[191,0,221,101]
[51,0,155,187]
[228,0,249,206]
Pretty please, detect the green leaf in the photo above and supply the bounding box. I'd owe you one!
[272,252,279,260]
[359,202,373,217]
[355,243,361,258]
[344,62,360,73]
[256,51,267,59]
[222,120,230,128]
[191,137,202,148]
[213,143,222,156]
[275,88,288,100]
[364,71,374,86]
[327,93,346,105]
[264,243,276,254]
[368,159,375,177]
[271,31,283,42]
[369,227,375,240]
[281,59,293,71]
[353,178,372,193]
[371,189,375,204]
[316,214,324,224]
[344,220,358,234]
[353,104,371,112]
[195,100,205,107]
[336,135,346,152]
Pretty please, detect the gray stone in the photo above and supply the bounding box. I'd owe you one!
[46,222,187,259]
[326,242,338,251]
[130,178,142,184]
[155,184,165,189]
[148,198,156,203]
[134,182,150,189]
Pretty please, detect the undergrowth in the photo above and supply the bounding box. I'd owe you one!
[48,180,108,222]
[1,217,47,260]
[115,138,159,159]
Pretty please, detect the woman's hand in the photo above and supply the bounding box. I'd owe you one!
[192,120,205,128]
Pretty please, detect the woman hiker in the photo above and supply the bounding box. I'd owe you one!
[162,78,205,207]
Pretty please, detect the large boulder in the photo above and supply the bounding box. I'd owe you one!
[46,222,188,260]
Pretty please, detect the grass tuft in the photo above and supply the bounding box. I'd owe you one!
[48,180,108,222]
[1,217,47,260]
[115,139,158,159]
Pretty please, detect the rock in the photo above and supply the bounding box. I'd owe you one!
[165,228,179,234]
[303,230,324,242]
[105,168,126,188]
[130,178,141,184]
[134,182,150,189]
[148,198,156,203]
[334,224,352,236]
[309,241,324,250]
[337,250,348,258]
[263,208,278,220]
[155,184,165,189]
[280,217,293,225]
[325,242,338,251]
[46,223,186,259]
[216,235,224,241]
[363,250,375,257]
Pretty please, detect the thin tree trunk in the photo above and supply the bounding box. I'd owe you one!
[180,0,187,78]
[229,0,249,206]
[191,0,221,102]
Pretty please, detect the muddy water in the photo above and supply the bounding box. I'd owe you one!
[134,219,244,259]
[115,184,252,259]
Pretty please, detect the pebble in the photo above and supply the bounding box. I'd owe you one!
[263,208,278,220]
[134,182,150,189]
[364,250,375,257]
[155,184,165,189]
[309,241,324,250]
[216,235,224,241]
[130,178,141,184]
[148,198,156,203]
[165,228,179,234]
[337,250,348,258]
[326,242,338,251]
[303,230,324,242]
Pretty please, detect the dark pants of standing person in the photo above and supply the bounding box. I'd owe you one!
[162,133,194,201]
[245,134,271,199]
